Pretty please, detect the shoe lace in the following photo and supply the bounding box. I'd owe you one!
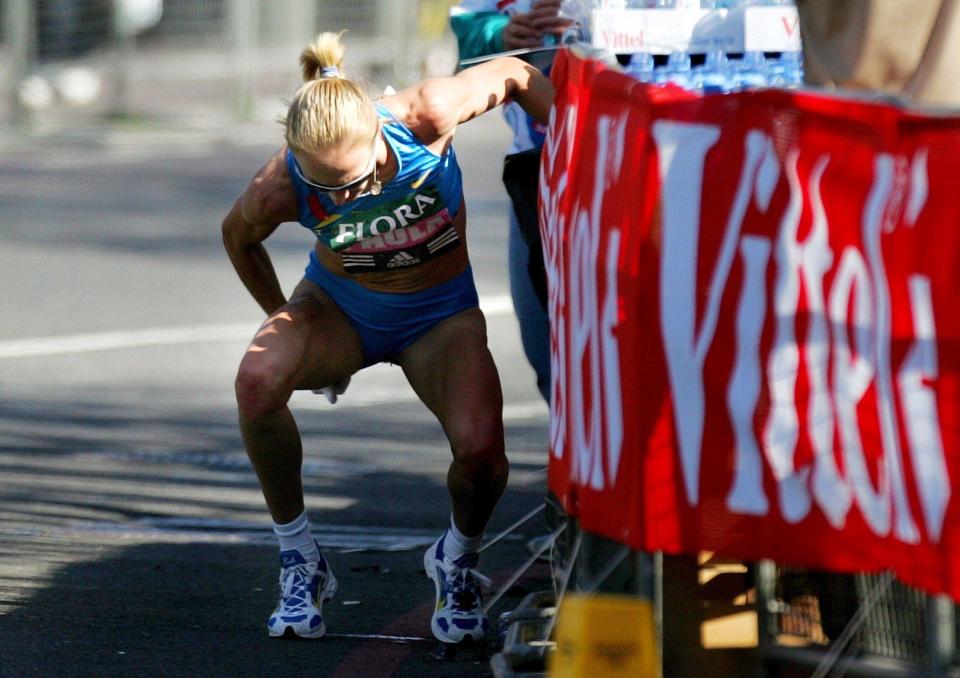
[279,561,318,611]
[442,559,492,612]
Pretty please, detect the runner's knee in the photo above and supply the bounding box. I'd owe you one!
[450,422,507,479]
[235,355,291,421]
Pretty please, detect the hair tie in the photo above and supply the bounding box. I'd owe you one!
[320,66,340,79]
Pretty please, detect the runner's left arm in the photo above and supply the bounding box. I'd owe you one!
[384,56,554,145]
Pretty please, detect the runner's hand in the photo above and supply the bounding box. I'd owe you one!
[312,376,351,405]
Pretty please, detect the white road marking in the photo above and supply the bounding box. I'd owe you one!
[1,519,453,552]
[0,294,514,359]
[0,323,254,359]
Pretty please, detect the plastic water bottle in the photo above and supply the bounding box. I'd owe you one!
[769,51,803,88]
[557,0,590,43]
[781,51,804,87]
[627,51,656,82]
[696,49,731,93]
[502,0,532,13]
[735,50,768,90]
[663,51,693,88]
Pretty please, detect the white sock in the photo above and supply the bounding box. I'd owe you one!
[444,515,484,561]
[273,511,319,562]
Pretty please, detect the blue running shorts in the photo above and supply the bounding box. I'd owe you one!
[304,251,480,367]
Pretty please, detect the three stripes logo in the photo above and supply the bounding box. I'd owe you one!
[386,252,420,268]
[427,228,459,255]
[338,223,460,273]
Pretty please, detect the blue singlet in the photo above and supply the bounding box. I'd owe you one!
[287,105,465,274]
[289,105,478,366]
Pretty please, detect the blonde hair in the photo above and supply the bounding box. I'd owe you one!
[285,31,378,154]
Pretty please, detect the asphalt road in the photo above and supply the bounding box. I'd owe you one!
[0,111,552,677]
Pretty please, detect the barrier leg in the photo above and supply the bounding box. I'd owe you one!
[925,595,955,678]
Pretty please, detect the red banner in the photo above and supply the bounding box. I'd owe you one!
[541,50,960,600]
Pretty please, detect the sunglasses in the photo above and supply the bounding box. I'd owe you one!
[290,134,382,196]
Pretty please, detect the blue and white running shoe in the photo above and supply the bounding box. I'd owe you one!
[267,546,338,639]
[424,532,491,643]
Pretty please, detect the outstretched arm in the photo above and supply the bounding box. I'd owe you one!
[453,56,555,125]
[221,150,299,315]
[384,56,555,146]
[449,0,574,54]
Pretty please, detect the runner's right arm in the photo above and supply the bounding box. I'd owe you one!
[222,149,299,315]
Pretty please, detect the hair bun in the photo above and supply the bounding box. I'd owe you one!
[300,31,346,82]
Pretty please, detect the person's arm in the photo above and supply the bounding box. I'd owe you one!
[450,11,510,57]
[384,56,555,147]
[450,1,573,56]
[455,56,555,125]
[221,150,300,315]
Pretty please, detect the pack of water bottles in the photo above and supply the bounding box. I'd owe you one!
[625,48,803,92]
[557,0,802,92]
[572,0,794,9]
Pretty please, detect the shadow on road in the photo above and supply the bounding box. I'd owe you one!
[0,394,551,676]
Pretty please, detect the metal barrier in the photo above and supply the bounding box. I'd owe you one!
[504,497,960,676]
[758,565,959,678]
[0,0,456,129]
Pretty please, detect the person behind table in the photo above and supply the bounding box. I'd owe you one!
[221,31,554,643]
[449,0,573,404]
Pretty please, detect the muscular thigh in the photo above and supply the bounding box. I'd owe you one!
[244,278,364,391]
[397,308,503,438]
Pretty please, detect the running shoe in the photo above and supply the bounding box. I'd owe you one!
[267,546,338,639]
[424,532,491,643]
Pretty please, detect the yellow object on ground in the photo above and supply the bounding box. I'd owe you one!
[548,593,659,678]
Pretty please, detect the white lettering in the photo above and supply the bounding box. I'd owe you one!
[569,114,626,490]
[654,120,721,505]
[863,154,919,542]
[602,230,623,484]
[763,150,809,523]
[381,229,410,246]
[542,104,577,464]
[825,248,869,529]
[334,222,360,245]
[905,149,928,227]
[655,123,770,505]
[393,204,416,228]
[369,215,396,235]
[726,236,771,515]
[724,132,780,515]
[898,277,948,541]
[414,194,437,213]
[570,208,603,488]
[803,157,841,528]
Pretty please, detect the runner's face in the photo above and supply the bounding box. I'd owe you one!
[292,132,380,206]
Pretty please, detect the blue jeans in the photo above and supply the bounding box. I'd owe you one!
[508,207,551,403]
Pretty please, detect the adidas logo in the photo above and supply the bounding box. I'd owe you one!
[386,252,420,268]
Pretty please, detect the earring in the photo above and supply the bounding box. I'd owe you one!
[369,163,382,196]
